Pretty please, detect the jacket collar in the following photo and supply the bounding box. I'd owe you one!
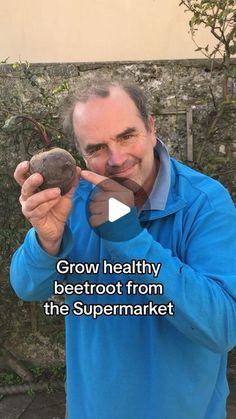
[139,148,187,222]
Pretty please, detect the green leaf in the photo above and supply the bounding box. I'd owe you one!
[2,116,17,132]
[229,44,236,55]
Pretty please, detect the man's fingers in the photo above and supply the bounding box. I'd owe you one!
[26,197,62,222]
[89,214,108,228]
[90,190,133,204]
[64,166,81,198]
[81,170,121,191]
[89,200,107,215]
[20,173,44,201]
[81,170,107,185]
[20,187,61,212]
[14,161,30,187]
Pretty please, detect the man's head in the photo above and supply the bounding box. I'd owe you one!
[62,79,158,193]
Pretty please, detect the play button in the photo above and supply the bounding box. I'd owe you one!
[85,176,150,241]
[108,197,131,222]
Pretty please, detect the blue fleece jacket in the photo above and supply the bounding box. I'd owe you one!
[10,158,236,419]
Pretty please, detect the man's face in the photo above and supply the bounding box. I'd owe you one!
[72,87,157,192]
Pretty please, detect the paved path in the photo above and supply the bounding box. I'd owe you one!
[0,390,65,419]
[0,383,235,418]
[228,379,236,418]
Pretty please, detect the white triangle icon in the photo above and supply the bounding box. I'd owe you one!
[108,197,131,222]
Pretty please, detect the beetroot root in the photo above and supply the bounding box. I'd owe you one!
[29,148,77,195]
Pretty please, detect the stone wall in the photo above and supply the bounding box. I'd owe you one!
[1,59,235,195]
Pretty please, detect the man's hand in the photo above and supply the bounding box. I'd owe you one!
[81,170,135,227]
[14,161,81,255]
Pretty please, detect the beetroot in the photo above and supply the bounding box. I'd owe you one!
[29,148,77,195]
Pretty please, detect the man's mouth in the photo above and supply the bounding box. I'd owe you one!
[107,162,138,177]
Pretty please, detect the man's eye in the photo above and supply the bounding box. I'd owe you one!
[122,134,133,140]
[87,145,105,156]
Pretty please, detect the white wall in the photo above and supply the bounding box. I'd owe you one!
[1,0,213,63]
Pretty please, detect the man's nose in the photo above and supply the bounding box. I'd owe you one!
[107,145,126,166]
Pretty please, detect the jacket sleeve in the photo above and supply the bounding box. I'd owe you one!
[10,226,74,301]
[103,188,236,354]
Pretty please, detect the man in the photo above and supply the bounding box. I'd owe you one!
[11,79,236,419]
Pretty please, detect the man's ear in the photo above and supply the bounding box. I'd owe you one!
[75,139,88,167]
[148,115,157,146]
[82,155,88,168]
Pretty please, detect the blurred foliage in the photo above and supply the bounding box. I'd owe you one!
[0,61,85,273]
[179,0,236,100]
[193,102,236,201]
[0,61,85,356]
[179,0,236,200]
[0,362,65,386]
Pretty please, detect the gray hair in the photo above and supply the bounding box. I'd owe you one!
[61,78,151,149]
